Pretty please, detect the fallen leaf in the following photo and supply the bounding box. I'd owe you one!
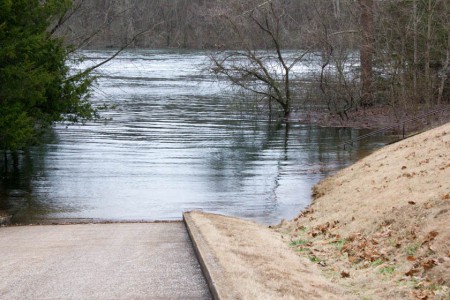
[341,271,350,278]
[422,259,437,271]
[419,159,430,165]
[422,231,438,245]
[412,289,432,300]
[406,152,416,159]
[407,256,416,261]
[405,268,420,276]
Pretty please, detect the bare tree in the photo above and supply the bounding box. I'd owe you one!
[358,0,374,107]
[374,0,449,108]
[305,1,360,119]
[210,1,310,119]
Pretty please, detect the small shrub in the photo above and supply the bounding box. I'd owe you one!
[371,259,384,267]
[309,255,322,263]
[329,239,345,249]
[380,266,395,275]
[289,239,309,247]
[405,243,420,256]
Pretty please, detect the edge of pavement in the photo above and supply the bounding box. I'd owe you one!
[183,211,222,300]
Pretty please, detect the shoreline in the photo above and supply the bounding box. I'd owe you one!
[180,122,448,299]
[294,104,450,130]
[1,122,449,298]
[2,105,448,227]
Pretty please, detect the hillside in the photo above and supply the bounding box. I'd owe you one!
[279,122,450,299]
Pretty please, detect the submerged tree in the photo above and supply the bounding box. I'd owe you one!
[0,0,96,161]
[210,1,310,119]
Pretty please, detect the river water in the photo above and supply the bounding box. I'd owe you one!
[0,50,392,224]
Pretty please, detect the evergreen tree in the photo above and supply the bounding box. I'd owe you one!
[0,0,95,153]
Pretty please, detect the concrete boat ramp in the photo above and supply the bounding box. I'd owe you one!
[0,222,212,299]
[0,212,346,299]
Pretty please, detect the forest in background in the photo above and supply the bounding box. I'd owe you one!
[56,0,449,115]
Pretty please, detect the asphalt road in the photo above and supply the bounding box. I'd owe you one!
[0,222,211,299]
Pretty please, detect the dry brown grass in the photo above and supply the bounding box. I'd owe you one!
[279,122,450,299]
[186,211,348,300]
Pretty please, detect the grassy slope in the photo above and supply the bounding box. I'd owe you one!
[186,211,347,300]
[278,122,450,299]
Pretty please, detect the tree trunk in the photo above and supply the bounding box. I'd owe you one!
[333,0,341,18]
[438,34,449,105]
[424,0,433,107]
[359,0,374,108]
[12,151,19,169]
[413,0,418,94]
[283,104,291,119]
[284,70,291,119]
[3,151,7,172]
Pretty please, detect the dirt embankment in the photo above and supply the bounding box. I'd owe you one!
[278,122,450,299]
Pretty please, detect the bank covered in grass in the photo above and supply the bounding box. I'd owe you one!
[279,122,450,299]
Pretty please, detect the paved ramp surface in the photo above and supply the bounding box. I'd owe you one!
[0,223,212,299]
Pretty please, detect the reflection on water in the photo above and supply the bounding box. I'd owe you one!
[0,50,393,224]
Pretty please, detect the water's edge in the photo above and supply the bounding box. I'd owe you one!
[0,50,393,225]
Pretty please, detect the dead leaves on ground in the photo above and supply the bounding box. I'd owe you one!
[290,214,448,298]
[405,259,438,277]
[339,228,443,280]
[421,259,438,271]
[409,279,449,300]
[422,231,438,246]
[439,163,450,170]
[340,270,350,278]
[405,268,421,276]
[341,232,391,264]
[411,289,433,300]
[294,208,314,221]
[309,221,340,238]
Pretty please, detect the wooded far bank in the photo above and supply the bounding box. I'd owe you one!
[58,0,449,113]
[1,0,449,156]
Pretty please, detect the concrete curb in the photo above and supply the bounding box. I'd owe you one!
[183,212,221,300]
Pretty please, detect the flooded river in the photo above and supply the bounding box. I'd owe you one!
[0,50,392,224]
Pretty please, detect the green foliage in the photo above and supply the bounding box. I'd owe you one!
[294,247,310,253]
[289,239,309,247]
[328,239,345,249]
[371,258,384,267]
[379,265,395,275]
[0,0,96,152]
[308,255,325,264]
[405,243,420,256]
